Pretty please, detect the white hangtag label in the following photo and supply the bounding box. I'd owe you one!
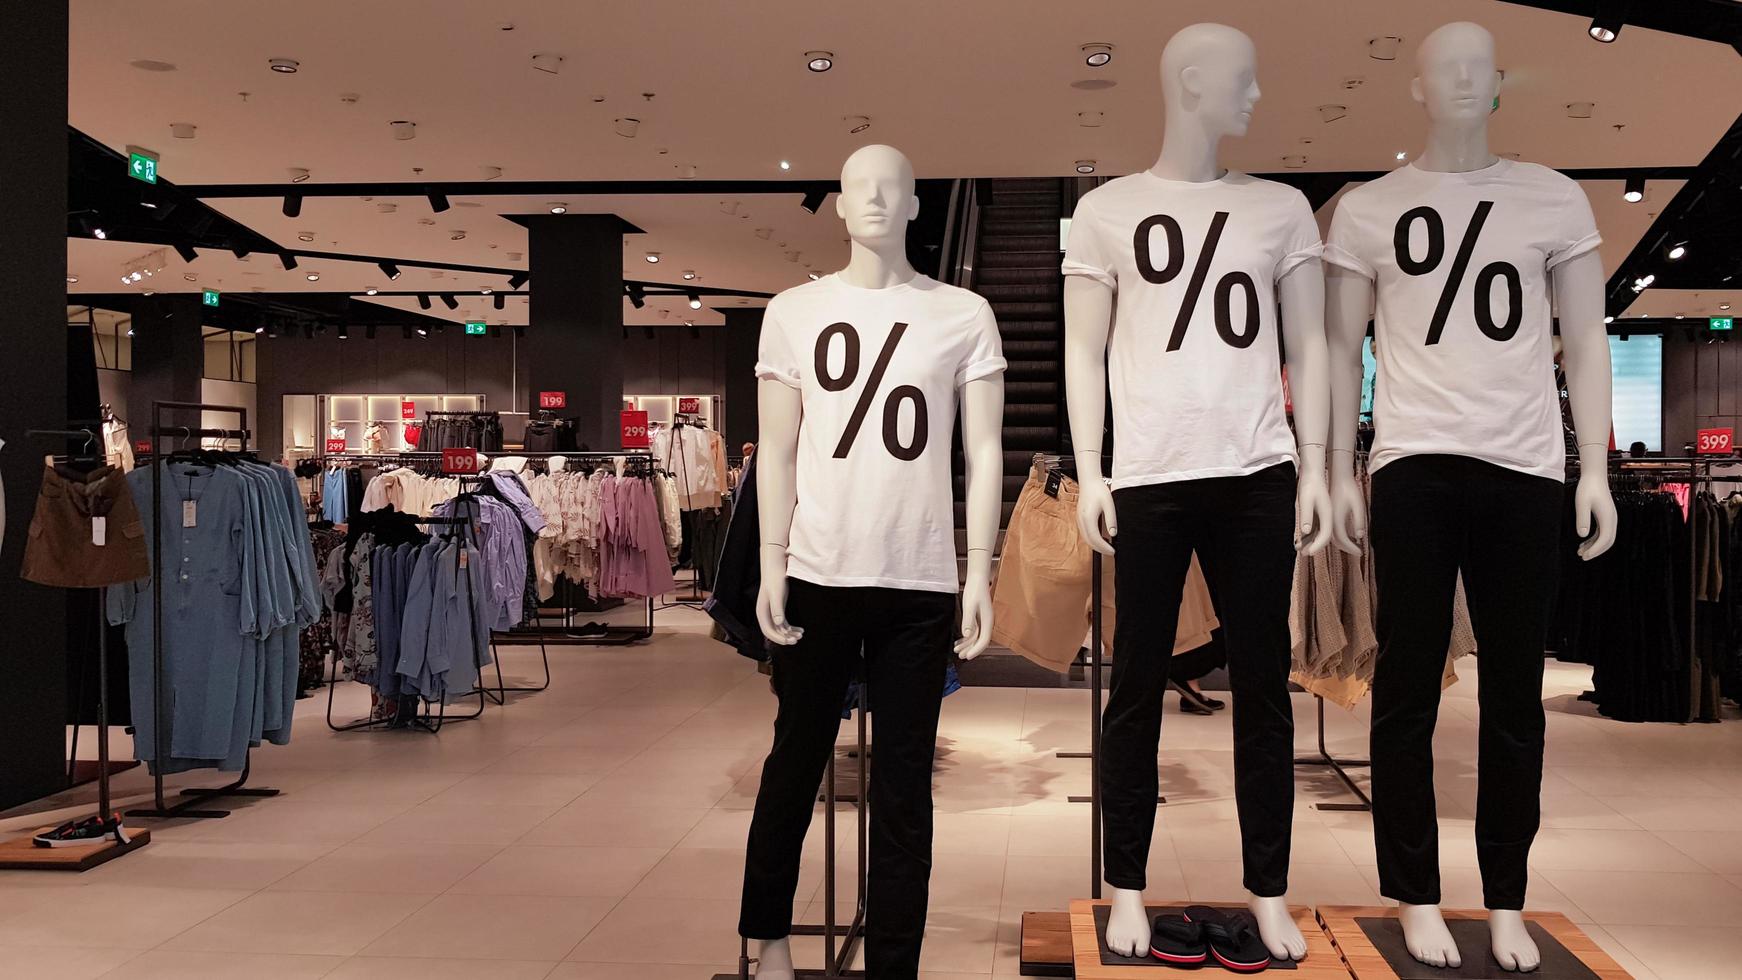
[458,550,469,569]
[182,500,197,528]
[92,517,107,547]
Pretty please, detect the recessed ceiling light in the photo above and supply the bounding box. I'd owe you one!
[645,251,661,263]
[389,120,417,141]
[681,270,697,280]
[268,58,300,74]
[808,272,821,281]
[1368,36,1403,61]
[183,273,197,282]
[365,287,378,295]
[129,59,177,72]
[306,272,320,281]
[530,53,563,75]
[1318,105,1348,123]
[844,116,871,135]
[613,117,640,138]
[297,231,315,242]
[779,160,791,171]
[481,287,493,295]
[1721,304,1732,311]
[548,203,568,214]
[449,230,466,241]
[1604,316,1614,323]
[1075,160,1096,174]
[66,275,78,284]
[1283,155,1308,169]
[170,122,197,139]
[805,51,834,72]
[288,168,310,183]
[1395,151,1408,161]
[1081,43,1113,68]
[1566,102,1595,119]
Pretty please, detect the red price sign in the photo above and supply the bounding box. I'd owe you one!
[441,448,482,474]
[1697,427,1734,455]
[324,438,347,455]
[678,397,700,414]
[538,391,567,410]
[621,410,650,449]
[134,439,151,454]
[401,400,417,420]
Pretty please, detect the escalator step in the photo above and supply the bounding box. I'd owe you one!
[982,234,1061,252]
[979,204,1060,222]
[1003,339,1060,357]
[990,301,1062,320]
[978,282,1060,301]
[979,249,1070,269]
[995,320,1061,341]
[976,266,1061,285]
[981,219,1061,237]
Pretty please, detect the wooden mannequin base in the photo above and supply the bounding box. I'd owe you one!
[1317,906,1631,980]
[1065,899,1350,978]
[0,827,150,871]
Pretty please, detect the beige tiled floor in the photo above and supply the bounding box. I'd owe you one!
[3,609,1741,979]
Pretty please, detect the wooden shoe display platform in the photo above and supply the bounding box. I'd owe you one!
[1064,899,1351,978]
[0,827,150,872]
[1317,907,1631,980]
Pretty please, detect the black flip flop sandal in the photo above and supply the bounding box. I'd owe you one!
[1183,905,1272,973]
[1149,912,1208,966]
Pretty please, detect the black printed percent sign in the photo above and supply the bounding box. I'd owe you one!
[813,321,928,460]
[1393,201,1522,344]
[1133,211,1260,351]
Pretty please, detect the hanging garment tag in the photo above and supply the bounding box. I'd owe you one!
[92,516,107,547]
[1044,471,1062,498]
[182,500,197,528]
[458,549,469,569]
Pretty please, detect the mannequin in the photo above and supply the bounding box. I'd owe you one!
[1324,22,1616,973]
[1063,23,1331,964]
[742,144,1006,979]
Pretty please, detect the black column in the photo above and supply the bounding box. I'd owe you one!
[721,306,764,452]
[0,0,69,810]
[129,295,206,414]
[518,214,637,449]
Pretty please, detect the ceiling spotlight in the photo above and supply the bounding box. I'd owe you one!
[296,231,315,243]
[66,275,79,284]
[1075,160,1097,174]
[627,283,646,309]
[427,191,450,213]
[681,270,697,281]
[613,117,640,138]
[1368,36,1403,61]
[799,187,827,214]
[365,286,378,295]
[481,287,493,295]
[279,253,298,270]
[416,325,428,337]
[778,161,791,172]
[440,293,458,310]
[1623,176,1645,203]
[844,116,871,135]
[379,261,401,280]
[182,273,197,281]
[1668,243,1688,260]
[1081,43,1113,67]
[306,272,320,281]
[268,58,300,74]
[1566,102,1595,119]
[1722,304,1732,311]
[254,324,266,334]
[449,230,466,241]
[417,294,431,310]
[808,272,821,281]
[389,120,417,141]
[337,324,349,340]
[1642,274,1656,287]
[687,291,702,310]
[1604,316,1615,324]
[805,50,834,72]
[282,193,302,218]
[1588,0,1627,42]
[645,251,661,263]
[174,243,199,263]
[508,272,528,289]
[548,203,568,214]
[1395,151,1408,161]
[93,225,107,240]
[494,293,506,310]
[288,168,310,183]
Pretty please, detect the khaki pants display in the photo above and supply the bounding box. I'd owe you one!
[992,463,1218,672]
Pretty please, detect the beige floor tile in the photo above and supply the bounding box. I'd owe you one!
[566,897,741,964]
[268,842,503,893]
[520,802,708,848]
[630,846,815,903]
[917,907,1001,975]
[286,770,470,806]
[1528,828,1706,872]
[1604,923,1742,980]
[161,890,431,955]
[363,893,616,960]
[1653,830,1742,874]
[0,945,141,980]
[550,963,739,979]
[181,800,410,845]
[930,852,1010,909]
[1537,869,1742,927]
[486,744,642,776]
[98,950,344,979]
[1556,765,1733,799]
[1576,924,1661,980]
[0,885,250,949]
[1600,794,1742,832]
[451,844,668,897]
[326,955,558,979]
[425,772,601,808]
[1004,811,1087,858]
[80,841,333,890]
[352,802,559,846]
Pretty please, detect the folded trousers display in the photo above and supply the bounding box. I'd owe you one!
[1103,462,1297,898]
[991,462,1219,670]
[1369,454,1561,910]
[739,577,954,979]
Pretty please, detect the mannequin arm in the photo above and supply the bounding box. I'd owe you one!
[957,375,1005,659]
[1325,265,1375,554]
[1278,258,1332,554]
[1552,251,1618,560]
[755,378,805,644]
[1064,276,1118,554]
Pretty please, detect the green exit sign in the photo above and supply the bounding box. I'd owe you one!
[128,151,158,184]
[465,321,487,335]
[1712,317,1734,331]
[202,288,219,308]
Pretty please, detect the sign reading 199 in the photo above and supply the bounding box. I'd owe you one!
[813,321,927,461]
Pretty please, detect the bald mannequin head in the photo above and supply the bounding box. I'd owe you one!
[1412,22,1501,123]
[1160,23,1260,139]
[836,144,919,246]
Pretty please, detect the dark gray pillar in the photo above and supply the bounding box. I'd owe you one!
[130,295,206,415]
[721,307,764,452]
[519,214,636,449]
[0,0,69,810]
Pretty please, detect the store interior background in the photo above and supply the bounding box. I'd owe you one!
[3,0,1742,978]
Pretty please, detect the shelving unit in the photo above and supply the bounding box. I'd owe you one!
[319,393,484,454]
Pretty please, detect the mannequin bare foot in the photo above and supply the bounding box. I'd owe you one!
[755,937,795,979]
[1249,893,1307,960]
[1105,887,1152,957]
[1489,910,1540,972]
[1397,903,1461,968]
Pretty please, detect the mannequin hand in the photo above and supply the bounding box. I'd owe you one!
[1574,471,1618,561]
[1328,471,1367,556]
[1076,479,1117,556]
[1296,462,1334,556]
[956,568,993,660]
[756,546,804,645]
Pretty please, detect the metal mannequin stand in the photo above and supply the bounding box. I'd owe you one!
[1292,695,1372,811]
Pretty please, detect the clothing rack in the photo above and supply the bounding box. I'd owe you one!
[129,402,280,820]
[453,473,553,699]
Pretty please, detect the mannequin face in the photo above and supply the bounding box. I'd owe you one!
[1412,22,1501,124]
[835,144,919,247]
[1162,25,1260,139]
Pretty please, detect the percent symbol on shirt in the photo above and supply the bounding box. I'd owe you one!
[813,321,928,461]
[1394,202,1522,345]
[1134,210,1260,352]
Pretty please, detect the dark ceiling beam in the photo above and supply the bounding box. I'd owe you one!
[174,179,842,200]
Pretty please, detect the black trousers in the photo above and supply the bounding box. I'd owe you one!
[1369,454,1562,910]
[1104,463,1298,897]
[740,578,954,979]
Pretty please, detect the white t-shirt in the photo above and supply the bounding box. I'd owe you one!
[755,274,1006,592]
[1325,159,1601,481]
[1063,171,1321,489]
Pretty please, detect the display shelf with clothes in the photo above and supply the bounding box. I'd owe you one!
[652,417,727,511]
[422,410,504,451]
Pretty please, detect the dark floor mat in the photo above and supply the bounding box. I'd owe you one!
[1355,917,1599,980]
[1093,905,1297,969]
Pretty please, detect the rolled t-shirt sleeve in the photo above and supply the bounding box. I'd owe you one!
[1061,196,1116,288]
[752,305,803,388]
[1323,197,1376,280]
[1546,183,1603,270]
[1277,192,1325,281]
[956,300,1008,386]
